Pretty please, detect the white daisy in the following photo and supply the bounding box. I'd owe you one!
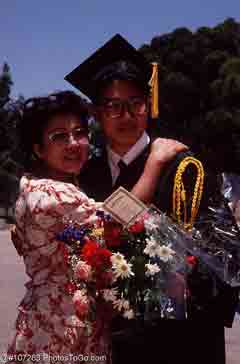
[157,245,175,262]
[114,298,130,312]
[145,263,161,277]
[113,261,134,279]
[143,237,159,257]
[123,309,135,319]
[111,253,126,267]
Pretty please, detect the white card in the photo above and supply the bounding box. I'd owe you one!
[103,187,147,226]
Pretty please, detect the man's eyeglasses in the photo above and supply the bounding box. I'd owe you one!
[48,128,88,146]
[99,97,148,118]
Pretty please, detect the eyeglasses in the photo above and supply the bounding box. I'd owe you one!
[99,97,147,118]
[48,127,88,146]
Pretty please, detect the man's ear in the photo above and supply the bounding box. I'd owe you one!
[33,144,43,160]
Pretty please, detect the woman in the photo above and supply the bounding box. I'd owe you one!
[7,90,182,363]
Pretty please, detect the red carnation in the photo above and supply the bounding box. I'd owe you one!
[82,241,99,263]
[186,255,197,266]
[96,248,112,268]
[82,241,112,271]
[91,247,112,271]
[104,221,122,247]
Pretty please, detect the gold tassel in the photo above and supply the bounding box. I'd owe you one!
[172,157,205,230]
[148,62,159,119]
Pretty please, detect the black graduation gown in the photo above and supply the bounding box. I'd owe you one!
[80,145,185,211]
[80,146,238,364]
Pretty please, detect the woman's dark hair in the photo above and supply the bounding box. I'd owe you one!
[19,90,90,171]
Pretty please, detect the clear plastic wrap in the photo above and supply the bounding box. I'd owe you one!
[147,204,240,288]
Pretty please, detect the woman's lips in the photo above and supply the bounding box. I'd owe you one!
[65,153,81,159]
[64,156,81,162]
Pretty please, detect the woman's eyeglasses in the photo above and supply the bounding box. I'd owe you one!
[99,97,147,118]
[48,128,88,146]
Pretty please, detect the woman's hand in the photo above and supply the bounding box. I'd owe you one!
[149,138,189,167]
[11,225,23,256]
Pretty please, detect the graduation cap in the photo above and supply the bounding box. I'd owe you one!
[65,34,159,118]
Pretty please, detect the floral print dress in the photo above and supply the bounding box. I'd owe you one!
[7,175,111,364]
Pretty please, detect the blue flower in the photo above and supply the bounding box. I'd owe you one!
[96,210,111,221]
[73,229,86,242]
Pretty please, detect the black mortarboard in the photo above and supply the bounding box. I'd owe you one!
[65,34,159,118]
[64,34,152,100]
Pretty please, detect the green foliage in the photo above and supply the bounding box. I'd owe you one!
[220,57,240,77]
[0,63,13,108]
[139,18,240,173]
[0,63,13,146]
[0,63,24,163]
[0,63,23,210]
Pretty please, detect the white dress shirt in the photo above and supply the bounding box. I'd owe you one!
[106,132,150,185]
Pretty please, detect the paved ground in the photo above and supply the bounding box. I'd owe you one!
[226,318,240,364]
[0,226,239,363]
[0,228,26,357]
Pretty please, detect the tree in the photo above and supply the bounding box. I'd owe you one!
[0,63,13,159]
[139,18,240,173]
[0,63,13,108]
[0,63,23,218]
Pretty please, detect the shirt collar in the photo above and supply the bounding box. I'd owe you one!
[107,131,150,168]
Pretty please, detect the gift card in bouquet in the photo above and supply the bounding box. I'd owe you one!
[103,186,147,227]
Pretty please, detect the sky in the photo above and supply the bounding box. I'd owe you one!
[1,1,240,99]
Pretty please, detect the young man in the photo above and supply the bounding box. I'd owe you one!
[65,34,238,364]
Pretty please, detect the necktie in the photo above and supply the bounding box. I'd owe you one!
[114,160,128,188]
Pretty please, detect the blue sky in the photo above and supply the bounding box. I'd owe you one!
[1,1,239,99]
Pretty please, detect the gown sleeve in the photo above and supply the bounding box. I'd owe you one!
[14,176,98,259]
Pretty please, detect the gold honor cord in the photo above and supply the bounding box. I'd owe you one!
[172,157,205,230]
[148,62,159,119]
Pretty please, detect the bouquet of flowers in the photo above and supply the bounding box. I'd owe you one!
[55,152,240,330]
[56,206,190,330]
[56,199,240,335]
